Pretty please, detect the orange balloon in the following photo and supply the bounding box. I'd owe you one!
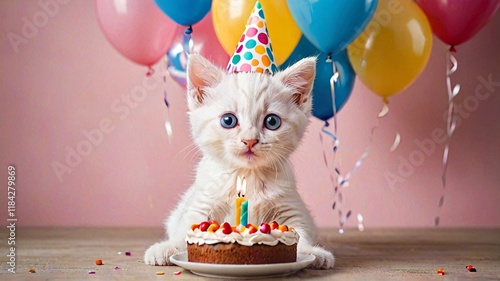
[348,0,433,100]
[212,0,301,65]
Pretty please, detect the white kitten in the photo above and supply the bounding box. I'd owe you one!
[144,54,334,269]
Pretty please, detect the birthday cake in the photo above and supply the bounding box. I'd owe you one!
[186,220,299,264]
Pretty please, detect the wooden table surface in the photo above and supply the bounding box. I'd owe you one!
[2,227,499,280]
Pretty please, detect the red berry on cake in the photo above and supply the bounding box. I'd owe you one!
[246,223,258,229]
[270,221,279,230]
[198,221,210,232]
[259,223,271,234]
[208,219,218,225]
[248,225,258,234]
[221,222,232,234]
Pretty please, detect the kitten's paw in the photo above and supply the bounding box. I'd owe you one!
[144,241,179,266]
[300,245,334,269]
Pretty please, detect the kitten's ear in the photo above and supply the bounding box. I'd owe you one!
[187,54,224,109]
[276,57,316,113]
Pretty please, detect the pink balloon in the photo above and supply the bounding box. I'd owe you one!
[95,0,177,66]
[417,0,499,47]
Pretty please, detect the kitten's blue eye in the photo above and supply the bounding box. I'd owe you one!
[264,114,281,130]
[220,113,238,129]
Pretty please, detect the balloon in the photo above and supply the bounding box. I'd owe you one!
[167,13,230,88]
[153,0,212,26]
[347,0,432,101]
[212,0,301,65]
[191,13,231,69]
[282,37,355,121]
[95,0,177,67]
[287,0,378,54]
[416,0,499,47]
[313,52,356,121]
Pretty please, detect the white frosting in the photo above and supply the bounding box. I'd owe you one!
[186,227,299,246]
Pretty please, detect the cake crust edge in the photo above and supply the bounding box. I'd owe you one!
[187,242,297,264]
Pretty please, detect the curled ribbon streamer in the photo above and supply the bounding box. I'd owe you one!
[322,101,390,233]
[435,48,460,226]
[319,125,344,228]
[322,57,367,233]
[327,57,348,233]
[339,103,388,195]
[161,26,195,144]
[329,58,340,151]
[390,133,401,152]
[162,55,173,143]
[182,26,194,58]
[345,104,394,230]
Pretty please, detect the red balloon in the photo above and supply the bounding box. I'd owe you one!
[417,0,499,46]
[95,0,177,67]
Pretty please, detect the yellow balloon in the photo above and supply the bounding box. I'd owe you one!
[347,0,433,101]
[212,0,301,66]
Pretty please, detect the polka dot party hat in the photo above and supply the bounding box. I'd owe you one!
[226,1,278,74]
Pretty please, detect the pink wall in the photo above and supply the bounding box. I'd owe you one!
[1,0,498,228]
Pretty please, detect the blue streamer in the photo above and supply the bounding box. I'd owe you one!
[182,26,193,58]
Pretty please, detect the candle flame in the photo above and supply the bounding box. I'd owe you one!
[236,176,247,197]
[242,178,246,197]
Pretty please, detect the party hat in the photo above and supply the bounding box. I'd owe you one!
[226,1,278,74]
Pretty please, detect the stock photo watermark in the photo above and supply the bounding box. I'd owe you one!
[7,0,72,54]
[50,73,164,182]
[6,165,17,273]
[384,74,499,190]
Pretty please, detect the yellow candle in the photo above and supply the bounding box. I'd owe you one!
[235,197,245,226]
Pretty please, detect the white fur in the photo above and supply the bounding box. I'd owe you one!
[144,54,334,269]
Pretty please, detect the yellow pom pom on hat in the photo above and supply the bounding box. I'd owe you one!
[226,1,278,74]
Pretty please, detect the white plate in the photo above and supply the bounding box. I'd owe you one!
[170,252,315,279]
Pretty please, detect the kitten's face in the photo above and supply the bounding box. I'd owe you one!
[186,55,315,170]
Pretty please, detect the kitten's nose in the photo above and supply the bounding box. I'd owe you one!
[242,139,259,149]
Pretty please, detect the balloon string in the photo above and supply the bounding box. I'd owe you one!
[319,122,348,234]
[435,48,460,226]
[321,56,358,234]
[328,56,346,233]
[322,101,390,234]
[182,26,193,58]
[328,55,340,152]
[163,54,173,144]
[161,25,193,144]
[343,103,388,184]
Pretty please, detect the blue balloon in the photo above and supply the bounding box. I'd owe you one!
[287,0,378,54]
[282,36,356,121]
[154,0,212,26]
[313,51,356,121]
